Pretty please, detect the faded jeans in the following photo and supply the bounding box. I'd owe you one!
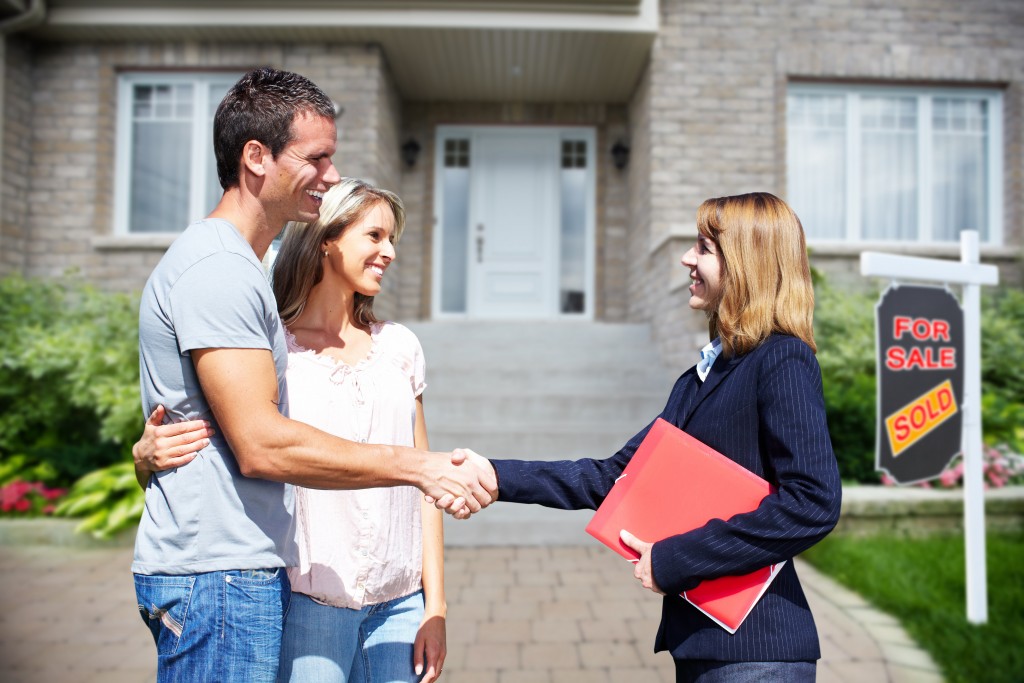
[277,589,425,683]
[135,567,290,683]
[674,659,817,682]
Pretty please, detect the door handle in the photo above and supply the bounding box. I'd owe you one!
[476,223,485,263]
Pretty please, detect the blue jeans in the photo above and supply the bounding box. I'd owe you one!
[135,568,290,683]
[674,659,816,682]
[278,589,425,683]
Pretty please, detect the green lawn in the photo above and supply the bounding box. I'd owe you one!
[801,530,1024,683]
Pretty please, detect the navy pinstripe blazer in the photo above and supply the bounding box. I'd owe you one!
[491,334,842,662]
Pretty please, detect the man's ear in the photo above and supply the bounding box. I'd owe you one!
[241,140,269,177]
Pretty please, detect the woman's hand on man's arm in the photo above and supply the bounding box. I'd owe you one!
[133,404,214,488]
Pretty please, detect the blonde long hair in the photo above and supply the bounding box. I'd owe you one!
[696,192,816,357]
[272,178,405,327]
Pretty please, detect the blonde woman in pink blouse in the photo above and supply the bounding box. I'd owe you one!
[137,178,447,683]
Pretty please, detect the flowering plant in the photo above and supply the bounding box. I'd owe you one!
[0,480,67,516]
[880,443,1024,489]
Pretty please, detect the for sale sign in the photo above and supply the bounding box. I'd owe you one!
[876,285,964,484]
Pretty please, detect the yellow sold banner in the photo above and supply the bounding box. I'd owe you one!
[884,379,958,457]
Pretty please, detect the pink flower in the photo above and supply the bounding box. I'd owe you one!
[13,499,30,512]
[939,468,960,487]
[42,488,66,501]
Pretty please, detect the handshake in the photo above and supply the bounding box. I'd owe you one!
[424,448,498,520]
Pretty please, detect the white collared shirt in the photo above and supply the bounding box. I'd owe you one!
[696,337,722,382]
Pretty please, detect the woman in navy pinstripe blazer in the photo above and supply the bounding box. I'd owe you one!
[489,192,842,682]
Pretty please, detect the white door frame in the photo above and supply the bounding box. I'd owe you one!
[431,125,597,320]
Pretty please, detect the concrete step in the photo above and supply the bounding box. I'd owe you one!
[421,346,665,370]
[409,322,666,366]
[407,321,658,346]
[427,421,645,460]
[423,392,666,424]
[425,367,676,395]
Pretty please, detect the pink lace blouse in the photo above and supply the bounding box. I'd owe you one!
[284,321,427,609]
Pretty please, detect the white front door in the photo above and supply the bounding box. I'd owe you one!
[434,126,595,319]
[470,130,558,318]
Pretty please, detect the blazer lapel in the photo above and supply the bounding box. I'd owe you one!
[680,352,746,428]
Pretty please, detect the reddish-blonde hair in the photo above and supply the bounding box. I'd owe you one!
[696,192,816,356]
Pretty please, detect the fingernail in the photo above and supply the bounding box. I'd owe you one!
[415,664,423,675]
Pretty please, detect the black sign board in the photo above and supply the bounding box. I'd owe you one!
[875,285,965,485]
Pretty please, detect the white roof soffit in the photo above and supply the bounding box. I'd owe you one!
[31,0,659,103]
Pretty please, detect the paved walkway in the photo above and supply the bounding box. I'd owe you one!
[0,539,942,683]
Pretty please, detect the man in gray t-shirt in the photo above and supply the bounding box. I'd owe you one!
[134,218,295,576]
[132,68,496,682]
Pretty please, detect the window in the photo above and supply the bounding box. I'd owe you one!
[787,84,1003,244]
[115,73,240,234]
[438,138,471,313]
[559,139,588,313]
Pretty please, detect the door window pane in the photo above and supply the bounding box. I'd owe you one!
[559,141,587,313]
[440,139,470,313]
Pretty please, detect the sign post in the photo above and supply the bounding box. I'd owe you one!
[860,231,998,624]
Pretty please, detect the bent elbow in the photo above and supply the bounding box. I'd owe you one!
[234,444,276,480]
[819,487,843,536]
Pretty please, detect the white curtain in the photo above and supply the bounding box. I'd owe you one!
[933,98,988,241]
[860,96,917,241]
[786,94,845,239]
[129,84,193,233]
[130,121,192,234]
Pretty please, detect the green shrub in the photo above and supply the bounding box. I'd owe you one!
[814,282,880,482]
[0,275,141,485]
[980,287,1024,454]
[53,461,143,539]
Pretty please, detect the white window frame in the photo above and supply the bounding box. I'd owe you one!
[114,72,241,235]
[787,83,1003,246]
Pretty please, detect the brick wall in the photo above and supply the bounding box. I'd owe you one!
[631,0,1024,369]
[1,37,33,278]
[14,41,395,293]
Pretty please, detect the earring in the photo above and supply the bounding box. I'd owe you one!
[323,249,328,257]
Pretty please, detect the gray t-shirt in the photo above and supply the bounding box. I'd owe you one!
[132,218,297,575]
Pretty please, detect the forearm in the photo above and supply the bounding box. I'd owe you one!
[231,412,426,490]
[421,499,446,616]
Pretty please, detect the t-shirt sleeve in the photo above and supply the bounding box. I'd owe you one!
[169,253,274,355]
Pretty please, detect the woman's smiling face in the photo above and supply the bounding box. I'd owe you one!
[680,234,723,312]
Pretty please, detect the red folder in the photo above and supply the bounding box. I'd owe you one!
[585,417,783,634]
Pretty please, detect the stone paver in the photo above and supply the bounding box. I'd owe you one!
[0,542,942,682]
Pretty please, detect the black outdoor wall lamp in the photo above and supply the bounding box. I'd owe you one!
[401,139,422,168]
[611,140,630,170]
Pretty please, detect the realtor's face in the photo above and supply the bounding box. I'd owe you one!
[680,235,723,312]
